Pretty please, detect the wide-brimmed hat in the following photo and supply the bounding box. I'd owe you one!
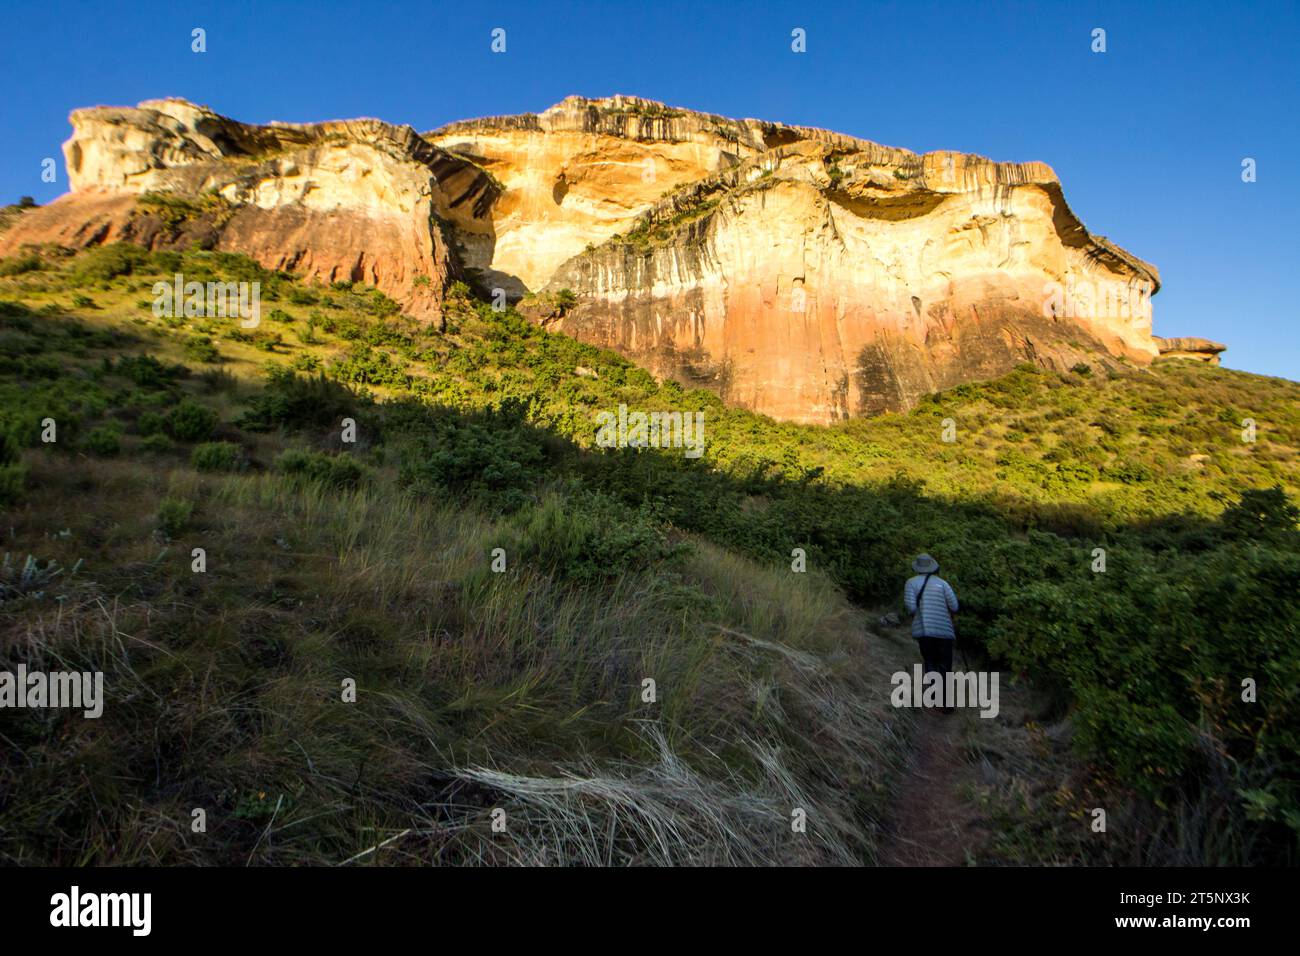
[912,553,939,574]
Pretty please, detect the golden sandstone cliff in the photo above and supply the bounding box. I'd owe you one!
[1,95,1208,423]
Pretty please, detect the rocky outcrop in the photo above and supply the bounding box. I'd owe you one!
[1154,336,1226,364]
[0,98,501,321]
[4,95,1210,421]
[434,96,1171,422]
[424,95,800,297]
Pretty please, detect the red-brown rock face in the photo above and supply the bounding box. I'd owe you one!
[532,136,1164,423]
[0,98,500,322]
[3,95,1196,421]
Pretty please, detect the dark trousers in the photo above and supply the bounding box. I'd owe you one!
[917,637,955,709]
[917,636,954,679]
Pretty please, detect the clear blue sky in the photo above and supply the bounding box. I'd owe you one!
[2,0,1296,380]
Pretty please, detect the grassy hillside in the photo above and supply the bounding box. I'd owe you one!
[1,241,1298,864]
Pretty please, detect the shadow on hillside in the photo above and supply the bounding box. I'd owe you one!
[297,380,1296,866]
[2,287,1296,865]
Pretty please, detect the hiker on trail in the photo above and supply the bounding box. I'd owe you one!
[904,553,960,712]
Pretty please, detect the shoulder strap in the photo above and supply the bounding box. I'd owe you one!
[914,573,932,629]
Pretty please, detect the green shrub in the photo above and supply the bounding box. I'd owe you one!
[514,492,682,583]
[191,441,246,473]
[275,449,366,489]
[137,190,233,229]
[184,335,221,364]
[1219,485,1300,540]
[82,425,122,456]
[399,407,546,512]
[227,328,283,352]
[150,250,183,274]
[0,462,25,505]
[198,368,238,393]
[331,344,409,388]
[0,252,42,276]
[0,429,19,466]
[0,431,24,504]
[116,354,183,389]
[1105,458,1154,484]
[156,497,193,537]
[299,313,321,345]
[166,399,218,442]
[365,291,402,318]
[136,410,166,436]
[237,368,360,432]
[71,243,150,282]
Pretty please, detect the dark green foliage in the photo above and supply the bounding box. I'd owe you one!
[0,463,24,504]
[156,497,193,536]
[136,410,166,436]
[0,429,20,466]
[364,290,402,318]
[166,399,218,442]
[275,449,366,489]
[227,327,283,352]
[115,354,184,389]
[398,404,547,513]
[192,441,246,473]
[237,368,361,432]
[982,515,1300,854]
[151,250,182,274]
[184,335,220,364]
[331,344,409,388]
[1218,486,1300,541]
[0,252,42,276]
[198,367,238,393]
[137,190,232,227]
[0,429,24,504]
[81,424,122,456]
[69,243,151,282]
[514,491,683,583]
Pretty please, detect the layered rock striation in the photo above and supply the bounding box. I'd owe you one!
[1154,336,1227,365]
[3,95,1207,421]
[0,98,501,322]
